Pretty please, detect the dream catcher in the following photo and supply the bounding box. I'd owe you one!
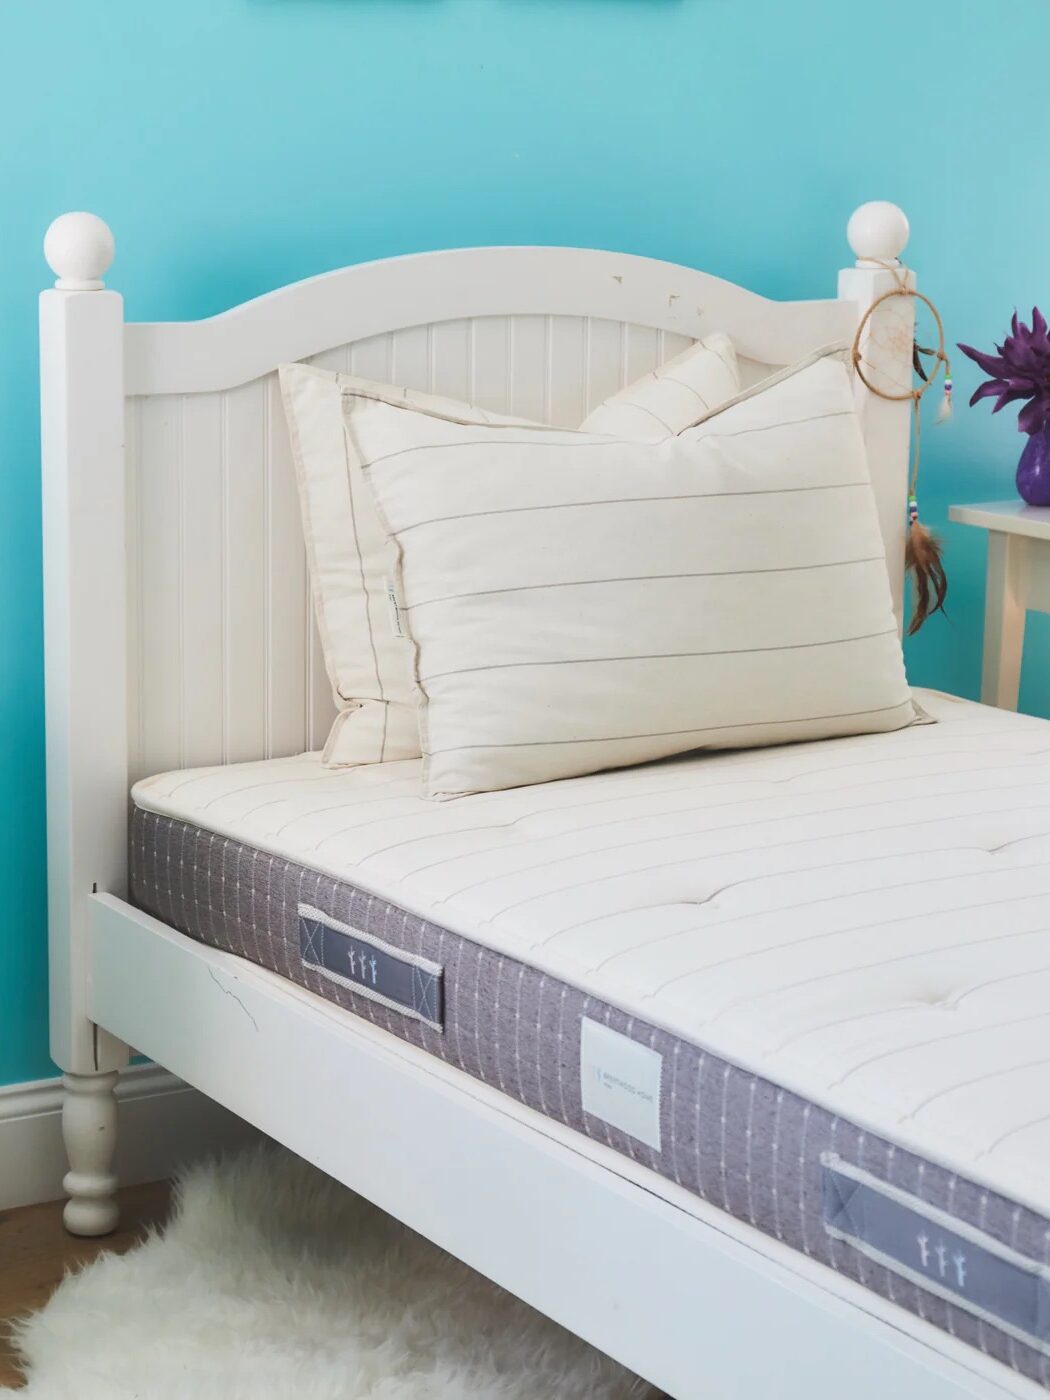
[851,263,952,634]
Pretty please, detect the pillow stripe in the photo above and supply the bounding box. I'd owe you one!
[340,428,388,761]
[694,408,854,440]
[357,406,855,471]
[608,401,677,435]
[419,629,901,682]
[375,482,872,540]
[424,702,917,756]
[657,373,712,406]
[401,556,888,612]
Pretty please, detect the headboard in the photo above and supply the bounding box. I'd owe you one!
[40,201,915,1071]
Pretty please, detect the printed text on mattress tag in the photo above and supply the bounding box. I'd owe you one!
[580,1018,662,1151]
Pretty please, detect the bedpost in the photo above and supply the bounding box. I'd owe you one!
[839,201,914,631]
[41,212,129,1235]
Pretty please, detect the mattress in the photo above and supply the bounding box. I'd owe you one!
[130,688,1050,1387]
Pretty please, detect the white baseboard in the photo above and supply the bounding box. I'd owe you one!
[0,1065,261,1211]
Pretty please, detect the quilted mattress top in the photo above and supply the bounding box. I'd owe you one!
[133,690,1050,1215]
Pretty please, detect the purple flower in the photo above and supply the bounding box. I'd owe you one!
[959,308,1050,435]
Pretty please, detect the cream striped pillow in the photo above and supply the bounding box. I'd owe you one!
[353,346,921,799]
[280,335,740,767]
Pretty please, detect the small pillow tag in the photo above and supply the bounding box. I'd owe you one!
[385,578,406,638]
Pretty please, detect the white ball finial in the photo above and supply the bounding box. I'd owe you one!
[847,201,910,265]
[44,212,115,290]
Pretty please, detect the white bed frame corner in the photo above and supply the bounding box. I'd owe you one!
[39,204,1019,1400]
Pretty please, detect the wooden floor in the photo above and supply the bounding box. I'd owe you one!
[0,1180,171,1389]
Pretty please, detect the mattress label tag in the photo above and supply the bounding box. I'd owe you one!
[580,1018,662,1151]
[822,1155,1050,1355]
[385,578,406,638]
[297,904,442,1031]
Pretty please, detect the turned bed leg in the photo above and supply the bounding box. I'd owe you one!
[61,1071,120,1236]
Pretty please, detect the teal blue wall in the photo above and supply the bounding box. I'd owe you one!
[3,1,1048,1086]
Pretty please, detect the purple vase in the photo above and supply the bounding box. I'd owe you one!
[1017,423,1050,506]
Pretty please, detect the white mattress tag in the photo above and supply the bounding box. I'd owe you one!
[580,1018,662,1151]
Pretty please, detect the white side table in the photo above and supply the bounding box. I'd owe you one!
[948,500,1050,710]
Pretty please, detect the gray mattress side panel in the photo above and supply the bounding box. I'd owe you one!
[130,806,1050,1389]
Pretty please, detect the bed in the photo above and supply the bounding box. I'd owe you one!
[39,203,1050,1399]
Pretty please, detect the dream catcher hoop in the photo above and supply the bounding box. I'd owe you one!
[851,263,952,634]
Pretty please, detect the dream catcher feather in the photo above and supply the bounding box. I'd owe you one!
[850,264,952,634]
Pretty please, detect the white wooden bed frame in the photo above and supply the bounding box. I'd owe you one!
[39,203,1036,1398]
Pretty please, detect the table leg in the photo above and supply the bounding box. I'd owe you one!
[981,533,1027,710]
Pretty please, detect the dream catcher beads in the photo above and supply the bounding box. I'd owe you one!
[851,263,952,634]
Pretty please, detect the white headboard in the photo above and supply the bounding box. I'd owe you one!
[40,202,914,1071]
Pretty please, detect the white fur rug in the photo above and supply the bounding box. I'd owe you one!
[7,1147,655,1399]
